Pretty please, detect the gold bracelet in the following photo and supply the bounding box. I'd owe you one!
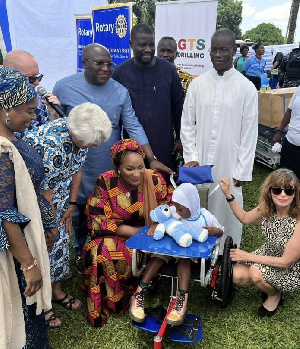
[20,258,37,272]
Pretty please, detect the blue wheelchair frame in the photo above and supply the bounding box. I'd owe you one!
[126,227,234,347]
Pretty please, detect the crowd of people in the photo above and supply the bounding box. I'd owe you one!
[0,24,299,348]
[232,43,300,90]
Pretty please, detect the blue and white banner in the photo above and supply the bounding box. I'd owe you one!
[75,16,93,73]
[92,3,132,66]
[155,0,218,76]
[0,0,12,55]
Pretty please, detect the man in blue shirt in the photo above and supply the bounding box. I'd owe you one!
[53,43,171,272]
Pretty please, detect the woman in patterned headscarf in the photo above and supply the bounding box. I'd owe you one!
[83,139,173,327]
[0,66,52,348]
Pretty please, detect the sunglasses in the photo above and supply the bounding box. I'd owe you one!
[269,187,295,196]
[26,74,44,84]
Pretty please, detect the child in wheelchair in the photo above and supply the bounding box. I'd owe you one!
[129,183,224,326]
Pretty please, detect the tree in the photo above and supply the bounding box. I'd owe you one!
[243,23,285,46]
[217,0,243,39]
[286,0,300,43]
[108,0,163,28]
[132,0,156,28]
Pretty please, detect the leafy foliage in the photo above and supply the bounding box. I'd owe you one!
[132,0,156,28]
[132,0,178,28]
[243,23,285,46]
[217,0,243,39]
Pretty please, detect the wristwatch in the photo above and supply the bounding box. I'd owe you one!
[226,194,235,202]
[147,155,157,163]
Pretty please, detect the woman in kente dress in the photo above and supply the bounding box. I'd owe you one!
[219,168,300,318]
[0,66,53,348]
[83,139,173,327]
[24,102,112,328]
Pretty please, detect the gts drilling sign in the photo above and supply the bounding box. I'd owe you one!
[177,38,206,58]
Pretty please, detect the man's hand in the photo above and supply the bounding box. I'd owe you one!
[183,161,199,168]
[59,206,75,233]
[272,132,282,145]
[150,160,173,175]
[172,139,183,155]
[233,179,245,187]
[42,93,61,120]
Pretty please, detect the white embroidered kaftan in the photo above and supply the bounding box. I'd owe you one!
[181,67,258,250]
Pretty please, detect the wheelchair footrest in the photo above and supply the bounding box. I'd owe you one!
[132,306,167,334]
[169,314,203,345]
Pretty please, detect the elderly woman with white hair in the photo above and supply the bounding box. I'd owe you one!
[24,102,112,328]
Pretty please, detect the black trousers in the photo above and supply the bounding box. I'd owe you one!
[280,138,300,180]
[246,75,261,90]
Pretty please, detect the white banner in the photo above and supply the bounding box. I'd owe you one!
[155,0,218,76]
[4,0,107,92]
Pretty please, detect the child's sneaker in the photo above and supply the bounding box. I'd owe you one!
[129,286,147,323]
[166,290,188,326]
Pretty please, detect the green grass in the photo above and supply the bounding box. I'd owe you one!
[48,163,300,349]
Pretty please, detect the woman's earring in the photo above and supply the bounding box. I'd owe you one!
[5,112,11,125]
[118,170,120,175]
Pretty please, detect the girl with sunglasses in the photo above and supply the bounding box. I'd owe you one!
[219,168,300,318]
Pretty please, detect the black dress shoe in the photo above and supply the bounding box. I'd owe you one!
[258,294,283,318]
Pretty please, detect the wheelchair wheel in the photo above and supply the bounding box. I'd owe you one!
[220,236,234,308]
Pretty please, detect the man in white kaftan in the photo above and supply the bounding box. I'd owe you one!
[181,29,258,251]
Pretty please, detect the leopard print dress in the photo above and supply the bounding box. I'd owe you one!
[249,215,300,293]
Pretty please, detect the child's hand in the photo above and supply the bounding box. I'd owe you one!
[147,223,158,236]
[203,226,223,237]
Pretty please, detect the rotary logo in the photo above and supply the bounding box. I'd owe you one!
[115,15,127,38]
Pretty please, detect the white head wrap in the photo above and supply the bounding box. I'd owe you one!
[172,183,201,220]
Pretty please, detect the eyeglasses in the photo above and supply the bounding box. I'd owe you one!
[26,74,43,84]
[84,59,116,69]
[209,47,234,55]
[269,187,295,196]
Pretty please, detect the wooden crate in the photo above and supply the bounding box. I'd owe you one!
[258,87,297,128]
